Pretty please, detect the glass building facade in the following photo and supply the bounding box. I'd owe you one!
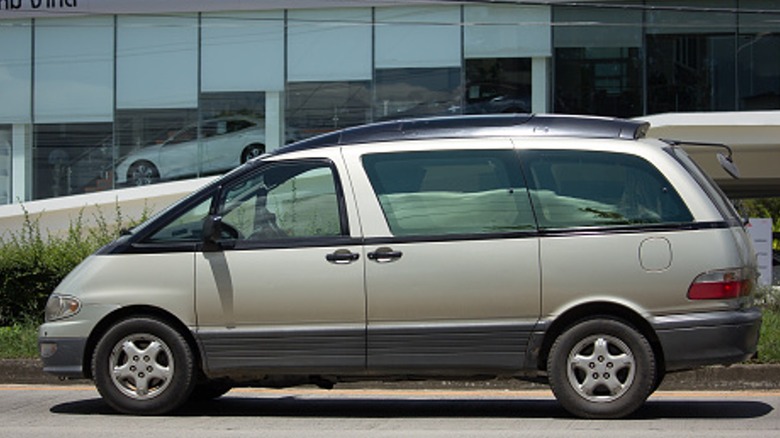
[0,1,778,203]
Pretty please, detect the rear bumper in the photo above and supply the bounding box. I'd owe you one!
[652,308,762,371]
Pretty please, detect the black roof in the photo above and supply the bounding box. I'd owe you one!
[275,114,650,155]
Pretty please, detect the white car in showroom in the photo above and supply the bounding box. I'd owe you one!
[115,116,267,186]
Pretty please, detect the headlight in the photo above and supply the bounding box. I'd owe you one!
[45,294,81,321]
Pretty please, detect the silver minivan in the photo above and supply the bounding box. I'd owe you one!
[39,115,761,418]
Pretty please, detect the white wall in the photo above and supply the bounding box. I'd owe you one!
[0,177,216,239]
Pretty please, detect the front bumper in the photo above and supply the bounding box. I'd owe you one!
[653,307,762,371]
[38,336,88,378]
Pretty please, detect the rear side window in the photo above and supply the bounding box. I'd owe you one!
[667,146,742,224]
[520,150,693,229]
[362,150,535,236]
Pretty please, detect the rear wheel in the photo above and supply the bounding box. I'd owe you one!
[547,318,655,419]
[92,317,195,415]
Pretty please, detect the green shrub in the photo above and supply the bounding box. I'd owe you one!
[0,204,146,326]
[758,310,780,363]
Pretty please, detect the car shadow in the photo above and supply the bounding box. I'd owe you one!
[50,395,774,420]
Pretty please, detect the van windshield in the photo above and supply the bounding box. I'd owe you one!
[667,146,744,225]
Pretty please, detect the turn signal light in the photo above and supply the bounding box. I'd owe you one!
[687,269,753,300]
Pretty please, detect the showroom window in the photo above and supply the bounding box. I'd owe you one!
[374,6,462,120]
[287,9,372,138]
[375,68,461,120]
[287,81,371,138]
[114,15,199,188]
[645,0,737,113]
[738,0,780,110]
[0,126,10,205]
[0,20,31,124]
[464,58,532,115]
[114,109,198,187]
[0,19,31,204]
[33,123,114,199]
[463,4,549,115]
[32,16,114,199]
[553,5,643,117]
[201,11,284,94]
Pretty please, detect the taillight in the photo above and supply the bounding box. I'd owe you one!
[687,269,754,300]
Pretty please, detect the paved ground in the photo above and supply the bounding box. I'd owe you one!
[2,358,779,391]
[2,385,780,437]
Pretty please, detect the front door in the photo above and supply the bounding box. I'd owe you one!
[194,159,365,375]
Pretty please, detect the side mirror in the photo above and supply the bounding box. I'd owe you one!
[202,215,224,245]
[717,152,741,179]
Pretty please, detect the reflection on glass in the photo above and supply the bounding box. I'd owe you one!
[114,109,198,187]
[287,81,371,139]
[33,123,114,199]
[115,115,266,187]
[738,33,780,110]
[647,34,736,113]
[219,163,342,240]
[464,58,531,114]
[363,150,534,236]
[555,47,642,117]
[375,68,461,120]
[0,126,11,204]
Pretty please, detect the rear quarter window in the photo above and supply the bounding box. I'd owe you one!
[519,150,693,229]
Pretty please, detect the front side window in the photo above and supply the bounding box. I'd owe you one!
[218,161,344,240]
[363,150,535,236]
[520,150,693,229]
[145,196,213,243]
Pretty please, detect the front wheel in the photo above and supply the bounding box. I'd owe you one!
[92,317,196,415]
[241,143,265,163]
[547,318,655,419]
[127,161,159,186]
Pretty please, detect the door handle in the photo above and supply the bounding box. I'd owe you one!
[367,247,403,263]
[326,249,360,264]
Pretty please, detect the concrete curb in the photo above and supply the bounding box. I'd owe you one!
[2,359,778,391]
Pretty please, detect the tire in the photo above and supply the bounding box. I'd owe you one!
[127,161,159,186]
[92,317,196,415]
[547,318,655,419]
[241,143,265,163]
[189,380,233,402]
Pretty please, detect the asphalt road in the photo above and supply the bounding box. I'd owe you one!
[1,385,778,438]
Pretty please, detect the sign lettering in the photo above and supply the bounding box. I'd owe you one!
[1,0,77,11]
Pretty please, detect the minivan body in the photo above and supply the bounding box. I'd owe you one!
[39,115,761,418]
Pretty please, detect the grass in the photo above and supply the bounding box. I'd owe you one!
[758,309,780,363]
[0,320,39,359]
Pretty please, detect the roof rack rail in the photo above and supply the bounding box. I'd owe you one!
[276,114,650,154]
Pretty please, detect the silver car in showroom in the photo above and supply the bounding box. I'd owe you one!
[115,116,267,186]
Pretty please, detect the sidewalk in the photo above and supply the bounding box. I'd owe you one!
[2,358,778,391]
